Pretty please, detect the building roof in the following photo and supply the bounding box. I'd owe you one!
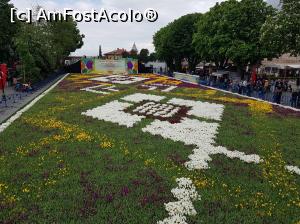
[65,56,82,59]
[104,48,127,56]
[131,43,138,52]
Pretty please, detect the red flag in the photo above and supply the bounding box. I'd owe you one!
[251,66,257,84]
[0,64,7,90]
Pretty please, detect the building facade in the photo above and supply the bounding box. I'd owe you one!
[104,43,139,60]
[261,54,300,77]
[104,48,127,60]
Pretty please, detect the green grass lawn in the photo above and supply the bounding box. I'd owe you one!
[0,73,299,223]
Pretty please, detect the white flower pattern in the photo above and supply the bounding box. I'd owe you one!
[168,98,224,121]
[81,84,119,95]
[122,93,166,103]
[81,93,300,224]
[82,100,145,128]
[90,75,149,84]
[140,83,178,92]
[157,178,200,224]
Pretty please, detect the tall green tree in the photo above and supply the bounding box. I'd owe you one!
[194,0,275,75]
[14,7,84,82]
[170,13,202,72]
[15,22,55,81]
[0,0,19,63]
[148,52,157,62]
[153,13,201,72]
[261,0,300,56]
[49,20,84,67]
[138,48,150,63]
[153,25,175,71]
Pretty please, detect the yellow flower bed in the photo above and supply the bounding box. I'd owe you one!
[139,73,183,86]
[0,183,17,207]
[173,88,273,114]
[216,97,273,113]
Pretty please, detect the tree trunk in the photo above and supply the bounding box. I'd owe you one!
[175,58,182,72]
[237,66,246,80]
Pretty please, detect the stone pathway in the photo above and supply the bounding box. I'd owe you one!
[0,73,66,123]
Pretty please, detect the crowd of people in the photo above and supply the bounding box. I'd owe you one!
[203,76,300,108]
[13,77,34,93]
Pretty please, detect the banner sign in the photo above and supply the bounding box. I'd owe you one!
[94,59,127,74]
[126,58,138,74]
[81,58,138,74]
[81,58,94,74]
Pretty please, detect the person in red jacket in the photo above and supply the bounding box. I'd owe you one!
[0,70,6,105]
[0,70,5,91]
[0,64,7,90]
[0,64,8,102]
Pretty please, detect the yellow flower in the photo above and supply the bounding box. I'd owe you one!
[245,100,273,113]
[0,183,8,193]
[194,179,209,188]
[22,187,30,193]
[76,132,92,142]
[124,149,130,156]
[7,195,17,204]
[144,158,155,166]
[204,90,217,95]
[100,141,113,149]
[144,76,182,86]
[45,179,57,186]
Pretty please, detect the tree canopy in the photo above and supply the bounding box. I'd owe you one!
[193,0,276,72]
[153,26,174,70]
[0,0,20,63]
[0,2,84,82]
[261,0,300,56]
[138,49,150,63]
[14,17,84,82]
[153,13,201,72]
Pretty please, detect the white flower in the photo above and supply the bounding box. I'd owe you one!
[168,98,224,121]
[165,200,197,216]
[82,93,297,176]
[142,118,219,146]
[141,84,178,92]
[90,75,148,84]
[162,86,178,92]
[157,214,187,224]
[285,165,300,175]
[142,118,262,170]
[81,101,145,128]
[122,93,165,103]
[158,177,200,224]
[81,84,119,95]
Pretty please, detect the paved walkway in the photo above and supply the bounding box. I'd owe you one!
[0,73,66,123]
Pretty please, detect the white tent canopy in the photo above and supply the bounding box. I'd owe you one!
[263,64,300,69]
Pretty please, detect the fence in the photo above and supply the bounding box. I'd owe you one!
[200,80,299,108]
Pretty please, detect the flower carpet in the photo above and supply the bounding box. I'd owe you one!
[0,73,299,223]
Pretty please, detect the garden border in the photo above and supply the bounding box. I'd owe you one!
[0,73,70,133]
[159,74,300,112]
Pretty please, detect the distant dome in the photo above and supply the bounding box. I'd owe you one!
[131,42,138,53]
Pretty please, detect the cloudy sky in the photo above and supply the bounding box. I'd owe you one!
[11,0,279,56]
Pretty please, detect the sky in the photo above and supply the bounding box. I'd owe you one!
[11,0,279,56]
